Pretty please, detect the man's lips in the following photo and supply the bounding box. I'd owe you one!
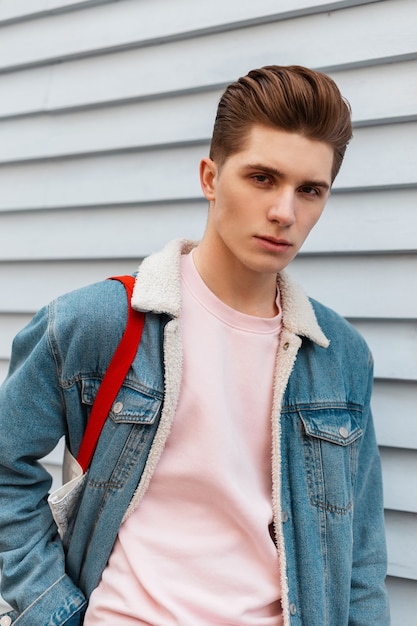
[255,235,292,249]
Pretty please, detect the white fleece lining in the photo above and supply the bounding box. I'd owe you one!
[270,329,303,626]
[123,239,330,621]
[122,315,183,522]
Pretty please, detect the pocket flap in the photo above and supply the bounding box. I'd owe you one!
[82,379,162,424]
[299,407,363,446]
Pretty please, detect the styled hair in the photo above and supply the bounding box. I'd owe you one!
[209,65,352,182]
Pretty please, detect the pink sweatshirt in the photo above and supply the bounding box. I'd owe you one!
[85,251,283,625]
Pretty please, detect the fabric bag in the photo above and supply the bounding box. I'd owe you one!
[48,276,145,537]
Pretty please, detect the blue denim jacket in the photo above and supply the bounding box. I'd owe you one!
[0,240,389,625]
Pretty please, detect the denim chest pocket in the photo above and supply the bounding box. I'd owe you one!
[82,378,162,424]
[299,407,363,514]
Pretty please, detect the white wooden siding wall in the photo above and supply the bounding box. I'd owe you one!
[0,0,416,622]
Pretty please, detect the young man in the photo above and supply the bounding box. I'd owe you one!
[0,66,390,625]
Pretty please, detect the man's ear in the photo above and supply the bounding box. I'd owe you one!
[199,157,217,201]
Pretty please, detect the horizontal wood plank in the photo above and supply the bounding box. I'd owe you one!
[386,510,417,580]
[0,203,207,261]
[335,122,417,189]
[0,145,205,211]
[373,381,417,450]
[380,448,417,513]
[0,0,378,27]
[386,576,417,626]
[334,58,417,125]
[0,0,389,70]
[303,188,417,254]
[0,0,416,117]
[289,253,417,319]
[0,90,218,162]
[0,0,100,24]
[0,259,139,314]
[351,321,417,382]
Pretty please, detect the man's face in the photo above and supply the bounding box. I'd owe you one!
[200,124,333,279]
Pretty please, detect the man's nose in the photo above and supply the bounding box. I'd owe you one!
[267,188,296,226]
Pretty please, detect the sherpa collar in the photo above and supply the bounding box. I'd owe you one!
[132,239,329,348]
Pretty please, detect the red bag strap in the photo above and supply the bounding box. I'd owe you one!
[77,275,145,472]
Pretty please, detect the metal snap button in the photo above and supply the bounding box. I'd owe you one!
[289,603,297,615]
[281,510,289,523]
[339,426,349,439]
[0,616,12,626]
[113,401,124,414]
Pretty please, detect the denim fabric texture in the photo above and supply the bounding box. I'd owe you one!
[0,240,390,625]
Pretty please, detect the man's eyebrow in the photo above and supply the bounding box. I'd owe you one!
[241,162,331,191]
[302,179,331,191]
[241,163,283,178]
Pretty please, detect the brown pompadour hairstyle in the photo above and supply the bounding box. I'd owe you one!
[209,65,352,182]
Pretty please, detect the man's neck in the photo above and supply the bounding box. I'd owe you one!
[192,245,279,318]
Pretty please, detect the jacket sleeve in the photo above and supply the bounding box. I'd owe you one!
[349,355,391,625]
[0,305,87,625]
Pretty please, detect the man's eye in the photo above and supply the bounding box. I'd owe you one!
[300,186,319,196]
[252,174,271,184]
